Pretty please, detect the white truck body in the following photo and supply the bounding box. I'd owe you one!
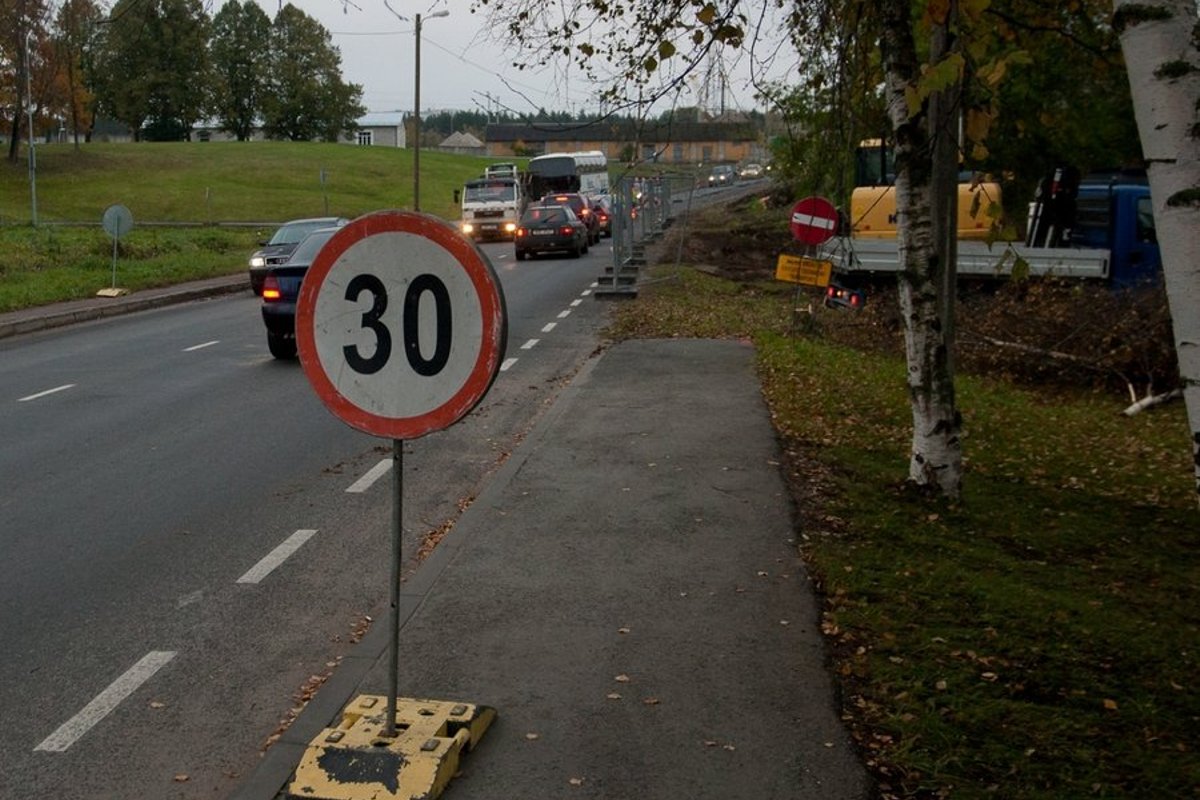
[834,238,1112,280]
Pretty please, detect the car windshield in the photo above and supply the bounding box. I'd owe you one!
[522,207,570,225]
[269,221,332,246]
[287,230,337,264]
[464,181,517,203]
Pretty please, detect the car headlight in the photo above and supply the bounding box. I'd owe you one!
[462,223,474,234]
[249,255,265,268]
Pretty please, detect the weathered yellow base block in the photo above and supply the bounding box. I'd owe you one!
[287,695,496,800]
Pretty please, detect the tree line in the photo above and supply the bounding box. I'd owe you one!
[2,0,365,160]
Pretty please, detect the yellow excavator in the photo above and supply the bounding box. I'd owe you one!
[849,139,1001,240]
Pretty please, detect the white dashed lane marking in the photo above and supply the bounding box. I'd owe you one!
[521,339,539,350]
[34,651,176,752]
[18,384,76,403]
[346,459,392,493]
[236,530,317,584]
[183,341,220,352]
[541,323,557,333]
[501,358,519,372]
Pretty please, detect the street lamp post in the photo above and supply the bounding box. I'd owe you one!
[412,10,448,212]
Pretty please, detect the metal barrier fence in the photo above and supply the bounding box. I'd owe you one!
[598,173,694,297]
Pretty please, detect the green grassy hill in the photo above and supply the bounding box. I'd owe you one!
[0,141,517,311]
[0,141,502,225]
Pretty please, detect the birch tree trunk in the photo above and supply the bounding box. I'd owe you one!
[1114,0,1200,506]
[880,0,964,500]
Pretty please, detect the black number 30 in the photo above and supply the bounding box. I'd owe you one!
[342,273,452,376]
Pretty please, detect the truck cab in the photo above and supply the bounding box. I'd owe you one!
[460,176,524,241]
[1069,177,1159,288]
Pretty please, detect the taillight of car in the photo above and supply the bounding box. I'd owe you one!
[516,228,527,238]
[560,226,576,236]
[826,285,836,298]
[579,207,591,217]
[262,275,282,301]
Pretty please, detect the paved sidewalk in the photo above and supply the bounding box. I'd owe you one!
[236,338,871,799]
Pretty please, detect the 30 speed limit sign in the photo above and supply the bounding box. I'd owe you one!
[296,211,507,439]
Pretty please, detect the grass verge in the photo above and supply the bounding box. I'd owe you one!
[608,263,1198,799]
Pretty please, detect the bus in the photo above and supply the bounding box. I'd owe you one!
[525,150,608,201]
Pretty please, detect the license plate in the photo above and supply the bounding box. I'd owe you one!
[531,230,554,236]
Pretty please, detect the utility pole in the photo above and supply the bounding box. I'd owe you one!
[412,10,449,212]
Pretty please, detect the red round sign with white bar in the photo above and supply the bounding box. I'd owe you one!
[790,196,839,245]
[296,210,507,440]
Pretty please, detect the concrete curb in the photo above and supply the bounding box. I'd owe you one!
[0,276,251,341]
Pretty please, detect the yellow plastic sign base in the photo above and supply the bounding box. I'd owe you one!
[287,695,495,800]
[96,287,130,297]
[775,254,832,287]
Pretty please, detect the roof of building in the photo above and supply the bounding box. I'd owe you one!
[440,131,484,148]
[484,119,758,144]
[358,111,406,128]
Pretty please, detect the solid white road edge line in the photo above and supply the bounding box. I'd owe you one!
[236,529,317,585]
[183,341,220,352]
[345,459,392,494]
[34,651,176,752]
[18,384,76,402]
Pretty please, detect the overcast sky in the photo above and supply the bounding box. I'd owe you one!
[238,0,798,120]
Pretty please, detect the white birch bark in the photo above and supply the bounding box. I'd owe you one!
[880,0,964,499]
[1114,0,1200,506]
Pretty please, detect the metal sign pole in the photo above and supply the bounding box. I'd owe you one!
[385,437,403,737]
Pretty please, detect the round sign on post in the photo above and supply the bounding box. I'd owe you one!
[790,196,839,245]
[102,204,134,240]
[296,210,507,440]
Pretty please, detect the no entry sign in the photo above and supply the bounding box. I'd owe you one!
[296,211,507,440]
[790,196,839,245]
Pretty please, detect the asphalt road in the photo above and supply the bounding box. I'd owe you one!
[0,238,615,798]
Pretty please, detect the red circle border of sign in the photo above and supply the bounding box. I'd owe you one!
[296,210,507,440]
[790,196,839,245]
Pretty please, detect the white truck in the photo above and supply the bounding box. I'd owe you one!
[460,175,525,242]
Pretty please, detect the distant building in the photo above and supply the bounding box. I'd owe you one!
[348,112,406,148]
[483,119,760,164]
[438,130,485,155]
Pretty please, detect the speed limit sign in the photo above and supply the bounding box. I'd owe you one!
[296,211,507,439]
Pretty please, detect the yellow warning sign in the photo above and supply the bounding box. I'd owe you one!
[775,254,832,287]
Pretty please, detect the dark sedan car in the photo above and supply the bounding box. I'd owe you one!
[260,227,340,359]
[514,205,589,261]
[248,216,347,295]
[535,192,600,245]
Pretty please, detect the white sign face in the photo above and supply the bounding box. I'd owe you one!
[297,211,506,439]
